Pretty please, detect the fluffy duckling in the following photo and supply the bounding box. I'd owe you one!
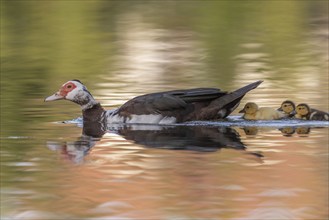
[295,103,329,121]
[278,100,296,117]
[239,102,286,120]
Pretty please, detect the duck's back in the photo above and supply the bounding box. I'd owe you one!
[165,88,225,103]
[255,107,285,120]
[118,88,227,118]
[310,109,329,121]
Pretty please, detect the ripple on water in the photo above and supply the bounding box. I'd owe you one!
[235,205,317,220]
[5,162,37,167]
[4,210,70,220]
[57,115,329,128]
[259,188,309,197]
[218,184,246,191]
[185,117,329,128]
[90,201,134,214]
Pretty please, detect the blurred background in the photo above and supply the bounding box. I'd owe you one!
[1,1,328,219]
[1,0,328,132]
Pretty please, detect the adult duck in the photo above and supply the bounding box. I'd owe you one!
[45,80,263,124]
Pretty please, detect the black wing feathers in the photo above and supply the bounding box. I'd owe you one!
[118,81,263,118]
[119,88,225,113]
[173,88,225,103]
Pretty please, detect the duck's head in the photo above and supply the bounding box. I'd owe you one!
[239,102,258,114]
[296,103,310,117]
[45,80,99,110]
[278,100,296,114]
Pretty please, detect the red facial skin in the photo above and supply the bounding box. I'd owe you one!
[59,82,77,97]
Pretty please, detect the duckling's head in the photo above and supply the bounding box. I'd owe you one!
[239,102,258,114]
[278,100,295,114]
[296,103,311,117]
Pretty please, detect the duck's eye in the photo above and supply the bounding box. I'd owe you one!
[246,106,249,109]
[284,104,287,107]
[67,85,72,89]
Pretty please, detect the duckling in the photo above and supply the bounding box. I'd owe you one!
[295,103,329,121]
[277,100,296,117]
[239,102,286,120]
[295,103,310,120]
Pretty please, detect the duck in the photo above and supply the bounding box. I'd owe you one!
[295,103,329,121]
[277,100,296,117]
[45,79,263,124]
[239,102,286,120]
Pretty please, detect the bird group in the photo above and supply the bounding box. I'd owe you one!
[239,100,329,121]
[45,79,328,124]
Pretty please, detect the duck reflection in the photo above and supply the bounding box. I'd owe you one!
[279,126,311,136]
[47,133,100,164]
[115,125,247,152]
[47,122,263,163]
[240,126,312,136]
[279,127,296,136]
[242,126,259,135]
[295,127,311,135]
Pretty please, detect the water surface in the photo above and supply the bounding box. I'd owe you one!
[1,1,328,219]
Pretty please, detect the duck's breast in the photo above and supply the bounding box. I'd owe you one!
[103,110,177,124]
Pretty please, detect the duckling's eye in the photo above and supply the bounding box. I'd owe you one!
[283,104,287,107]
[246,106,249,109]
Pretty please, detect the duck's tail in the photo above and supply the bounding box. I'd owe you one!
[199,80,263,120]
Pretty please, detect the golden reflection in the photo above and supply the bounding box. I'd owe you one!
[296,127,311,135]
[279,127,295,136]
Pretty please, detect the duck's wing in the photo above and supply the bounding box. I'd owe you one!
[165,88,226,104]
[209,80,263,109]
[198,80,263,119]
[310,108,329,120]
[118,88,225,115]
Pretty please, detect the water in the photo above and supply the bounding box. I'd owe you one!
[1,1,328,219]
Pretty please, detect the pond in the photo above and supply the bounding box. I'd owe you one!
[1,1,328,219]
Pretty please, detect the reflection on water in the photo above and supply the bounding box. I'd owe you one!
[1,1,328,219]
[46,122,264,164]
[3,122,327,219]
[244,126,312,136]
[45,120,328,165]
